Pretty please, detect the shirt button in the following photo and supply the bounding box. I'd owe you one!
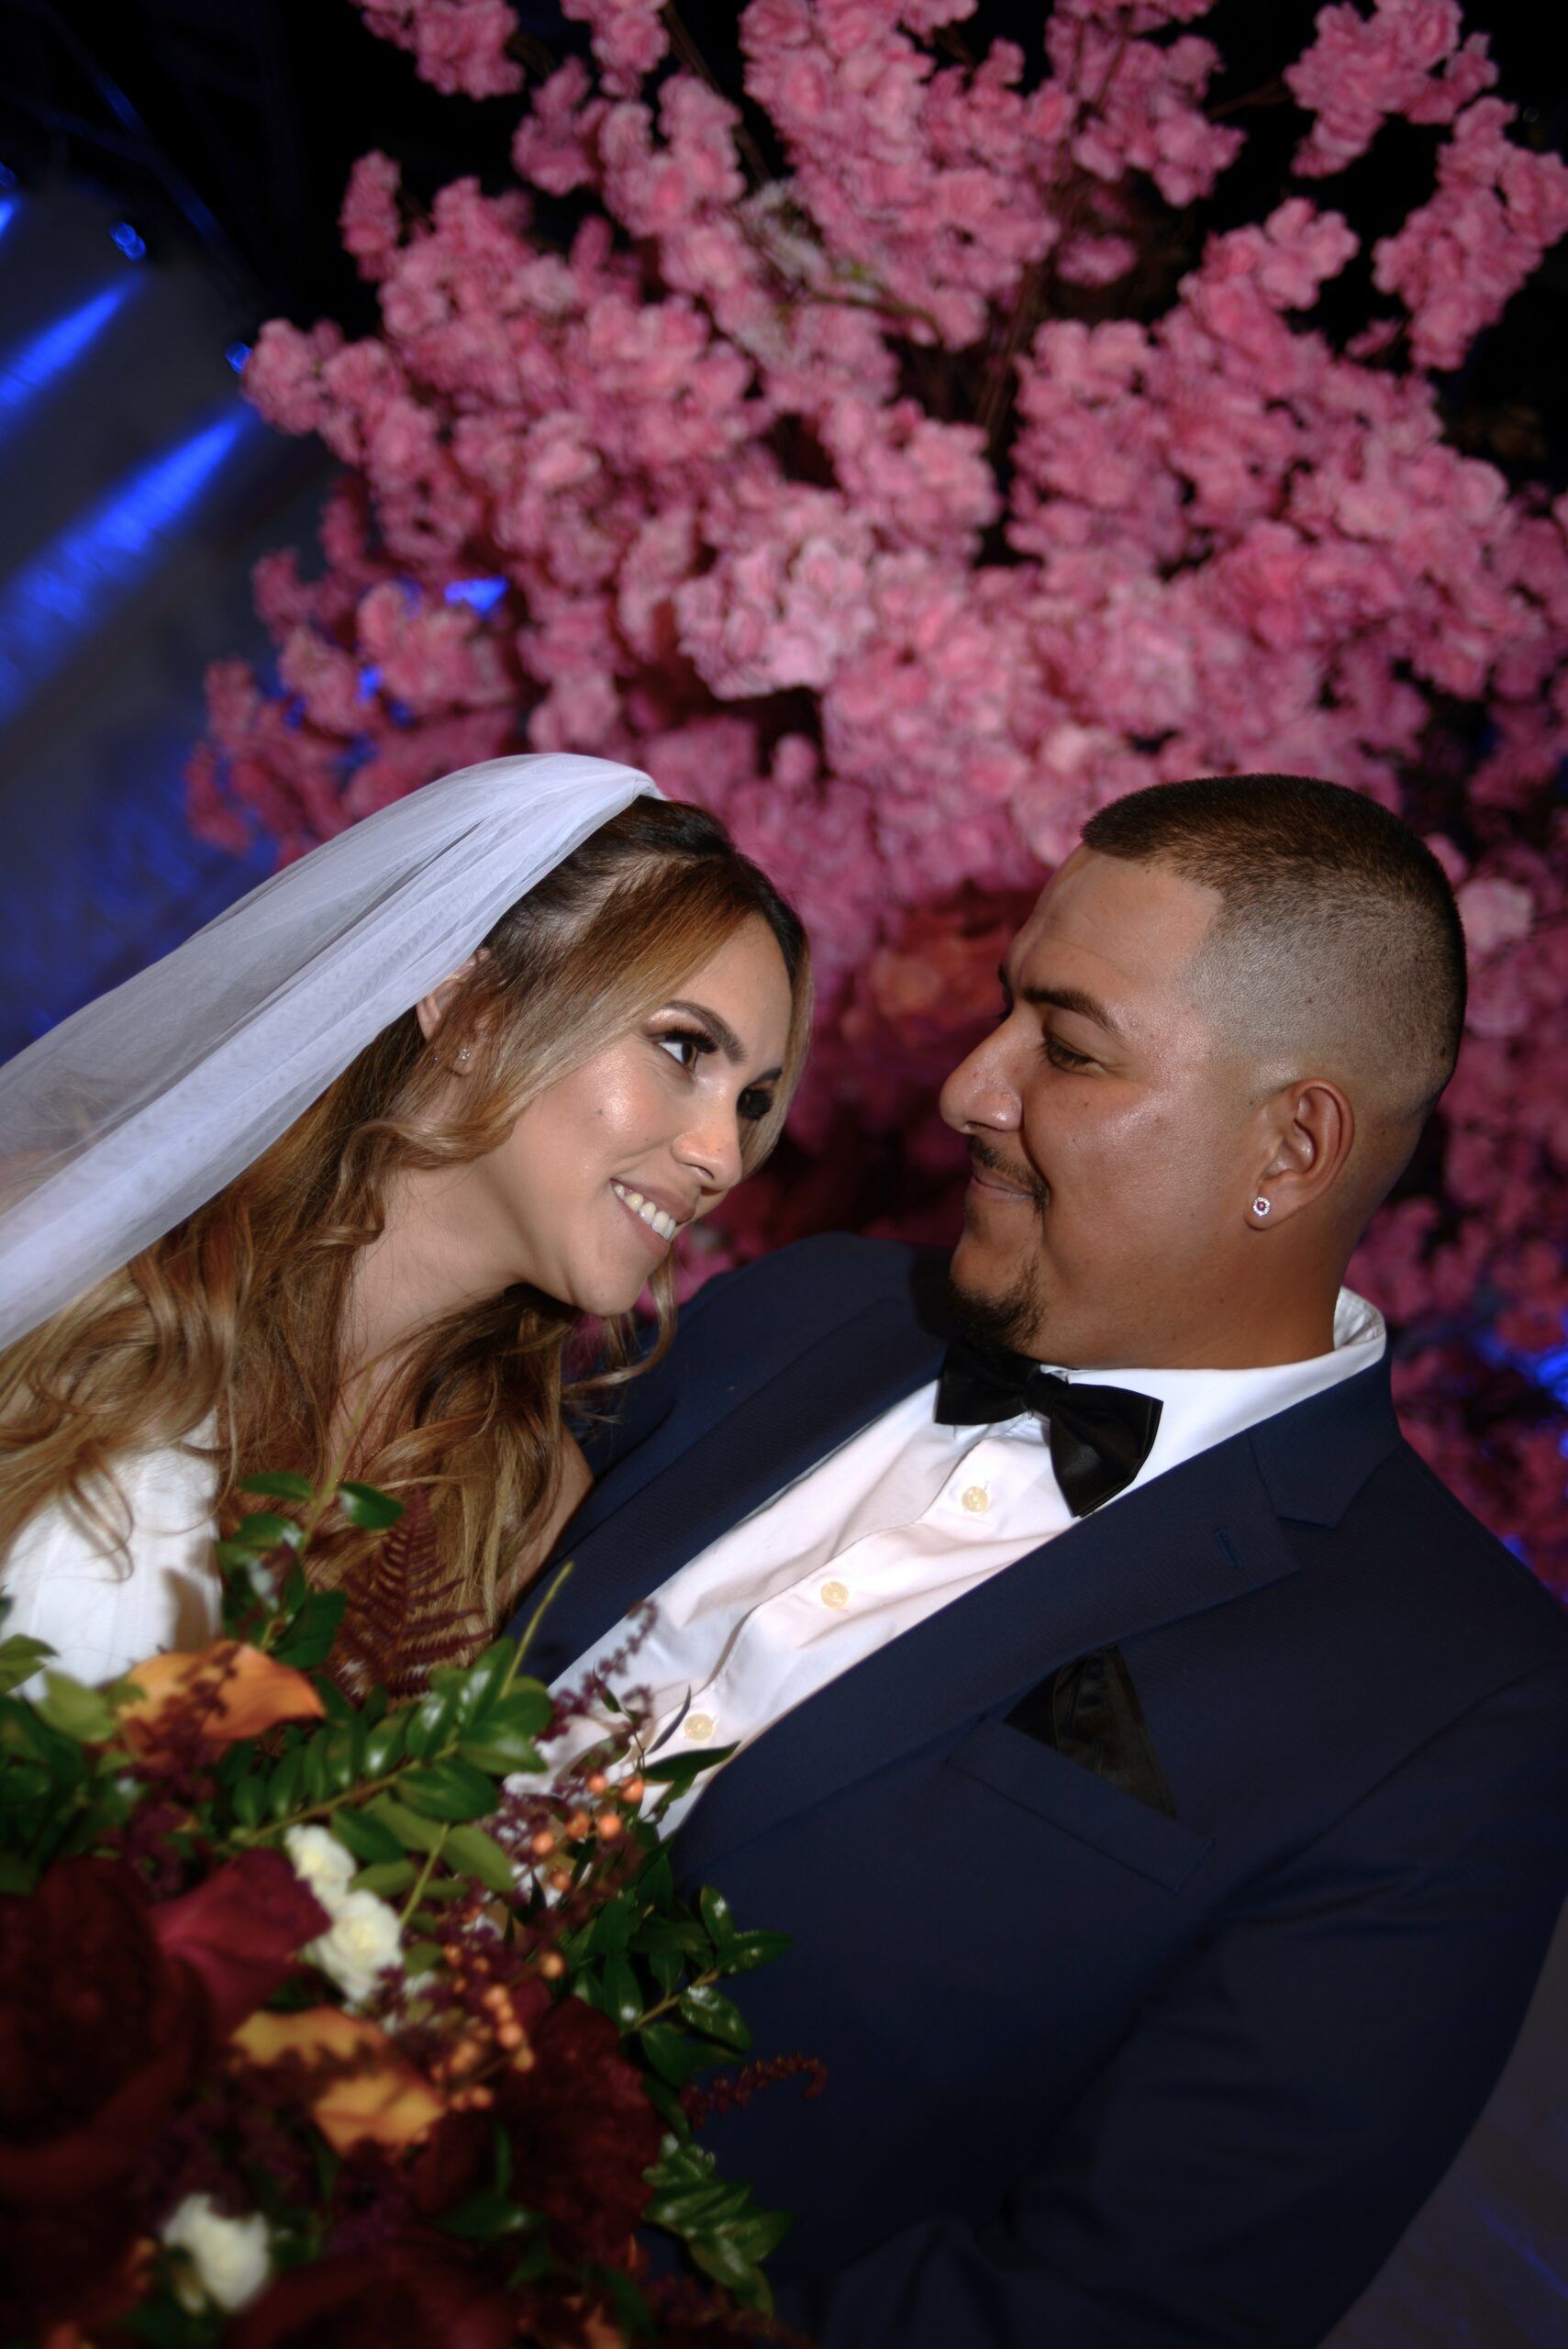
[683,1712,715,1742]
[961,1485,992,1514]
[820,1579,850,1610]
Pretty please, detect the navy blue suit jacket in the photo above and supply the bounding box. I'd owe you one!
[511,1236,1568,2348]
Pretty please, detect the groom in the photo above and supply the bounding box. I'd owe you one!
[514,774,1568,2348]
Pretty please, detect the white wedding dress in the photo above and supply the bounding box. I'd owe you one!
[0,1427,222,1686]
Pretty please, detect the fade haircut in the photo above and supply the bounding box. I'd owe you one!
[1081,774,1467,1132]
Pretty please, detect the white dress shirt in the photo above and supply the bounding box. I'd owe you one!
[550,1290,1386,1833]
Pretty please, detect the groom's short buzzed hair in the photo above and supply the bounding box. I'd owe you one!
[1082,774,1467,1130]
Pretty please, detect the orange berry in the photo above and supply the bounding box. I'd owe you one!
[595,1810,623,1841]
[620,1776,646,1805]
[585,1771,608,1796]
[529,1829,557,1858]
[539,1951,566,1980]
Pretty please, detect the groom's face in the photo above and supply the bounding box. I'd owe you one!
[940,847,1251,1370]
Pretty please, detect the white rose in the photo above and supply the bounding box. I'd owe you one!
[161,2193,271,2312]
[306,1886,405,2005]
[284,1823,357,1913]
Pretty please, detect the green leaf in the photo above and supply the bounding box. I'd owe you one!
[639,2021,721,2087]
[367,1792,449,1853]
[399,1757,499,1822]
[697,1885,735,1953]
[456,1732,543,1776]
[329,1808,403,1865]
[240,1471,315,1503]
[301,1732,332,1808]
[602,1952,643,2032]
[323,1719,364,1794]
[717,1929,792,1975]
[0,1854,37,1893]
[403,1682,462,1763]
[442,1822,517,1897]
[455,1641,517,1727]
[642,2076,691,2140]
[649,1949,683,1997]
[677,1983,751,2054]
[478,1681,553,1739]
[586,1891,637,1956]
[335,1480,406,1531]
[630,1916,708,1959]
[641,1742,738,1788]
[271,1590,346,1672]
[266,1746,306,1820]
[232,1775,268,1831]
[316,1675,356,1723]
[233,1511,303,1552]
[35,1673,119,1744]
[361,1711,408,1778]
[0,1632,54,1696]
[435,2188,532,2240]
[351,1858,417,1896]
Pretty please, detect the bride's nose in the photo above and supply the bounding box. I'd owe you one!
[673,1104,745,1197]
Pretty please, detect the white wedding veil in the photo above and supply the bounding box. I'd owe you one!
[0,752,659,1351]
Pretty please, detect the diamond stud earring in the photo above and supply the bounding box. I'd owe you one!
[1252,1196,1272,1219]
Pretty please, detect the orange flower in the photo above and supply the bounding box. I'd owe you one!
[234,2008,446,2155]
[118,1642,325,1751]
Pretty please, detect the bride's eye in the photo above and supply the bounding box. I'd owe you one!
[653,1024,714,1073]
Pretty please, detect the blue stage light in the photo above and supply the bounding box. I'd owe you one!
[0,282,139,440]
[445,575,508,616]
[0,164,17,188]
[0,406,256,729]
[0,197,17,242]
[109,220,147,260]
[225,340,253,374]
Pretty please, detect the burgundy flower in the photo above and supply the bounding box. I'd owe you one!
[228,2236,517,2349]
[0,1855,210,2206]
[495,1990,662,2269]
[151,1850,329,2036]
[0,2188,144,2339]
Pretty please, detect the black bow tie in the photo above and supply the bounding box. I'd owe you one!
[935,1337,1163,1518]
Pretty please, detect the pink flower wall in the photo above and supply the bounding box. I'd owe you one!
[191,0,1568,1589]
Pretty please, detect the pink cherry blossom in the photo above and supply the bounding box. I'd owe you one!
[194,0,1568,1587]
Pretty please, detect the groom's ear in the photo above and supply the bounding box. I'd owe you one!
[415,949,489,1047]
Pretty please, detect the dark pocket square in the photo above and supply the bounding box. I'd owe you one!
[1006,1646,1178,1820]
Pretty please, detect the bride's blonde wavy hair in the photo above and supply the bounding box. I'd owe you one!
[0,800,811,1625]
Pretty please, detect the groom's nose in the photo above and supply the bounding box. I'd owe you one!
[940,1031,1022,1136]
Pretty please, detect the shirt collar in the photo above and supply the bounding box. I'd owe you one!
[1037,1287,1387,1491]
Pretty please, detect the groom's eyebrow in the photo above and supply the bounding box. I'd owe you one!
[998,963,1124,1041]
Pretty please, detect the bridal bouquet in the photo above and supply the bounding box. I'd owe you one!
[0,1476,807,2347]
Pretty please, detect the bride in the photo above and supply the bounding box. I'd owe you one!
[0,753,809,1688]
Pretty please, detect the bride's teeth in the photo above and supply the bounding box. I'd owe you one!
[613,1182,678,1242]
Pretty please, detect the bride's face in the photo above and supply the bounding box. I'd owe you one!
[454,917,794,1318]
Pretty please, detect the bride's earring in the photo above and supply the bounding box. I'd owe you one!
[1252,1196,1272,1220]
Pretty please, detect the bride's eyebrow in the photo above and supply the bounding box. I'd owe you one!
[660,997,741,1059]
[662,998,783,1084]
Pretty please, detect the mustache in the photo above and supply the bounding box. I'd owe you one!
[968,1139,1049,1205]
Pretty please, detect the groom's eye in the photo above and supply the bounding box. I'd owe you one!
[1043,1032,1094,1072]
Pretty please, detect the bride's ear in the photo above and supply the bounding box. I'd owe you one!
[415,949,489,1049]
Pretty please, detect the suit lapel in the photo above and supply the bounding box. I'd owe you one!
[529,1297,949,1675]
[673,1422,1307,1879]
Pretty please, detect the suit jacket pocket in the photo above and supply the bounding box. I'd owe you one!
[945,1717,1213,1892]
